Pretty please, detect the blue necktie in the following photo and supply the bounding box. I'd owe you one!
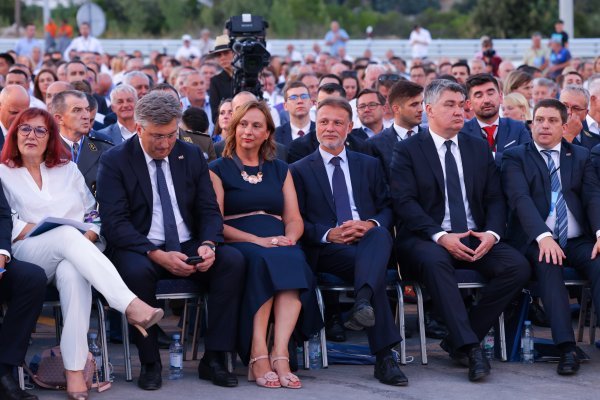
[330,156,353,225]
[541,150,568,248]
[444,140,468,234]
[154,159,181,252]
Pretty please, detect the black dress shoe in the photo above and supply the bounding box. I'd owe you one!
[138,362,162,390]
[0,373,38,400]
[374,354,408,386]
[467,347,490,382]
[557,351,580,376]
[424,311,449,339]
[198,351,238,387]
[325,314,347,342]
[344,299,375,330]
[157,327,171,350]
[439,338,468,367]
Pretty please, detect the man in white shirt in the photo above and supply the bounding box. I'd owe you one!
[123,71,150,100]
[586,78,600,139]
[409,25,432,60]
[63,22,103,61]
[14,24,42,58]
[175,35,200,62]
[179,70,212,134]
[98,84,138,145]
[5,69,46,110]
[198,29,214,57]
[0,85,30,150]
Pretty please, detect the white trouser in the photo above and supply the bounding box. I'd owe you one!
[13,226,136,370]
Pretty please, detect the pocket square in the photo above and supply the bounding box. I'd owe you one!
[504,140,516,148]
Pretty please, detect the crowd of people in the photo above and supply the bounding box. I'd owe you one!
[1,18,600,400]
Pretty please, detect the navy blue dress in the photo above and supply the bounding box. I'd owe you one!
[209,157,322,364]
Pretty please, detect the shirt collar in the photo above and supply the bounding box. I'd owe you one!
[139,137,170,166]
[534,141,562,156]
[0,122,7,137]
[393,123,419,140]
[586,114,599,134]
[291,121,311,136]
[59,133,83,147]
[476,117,500,129]
[429,129,458,150]
[318,146,347,166]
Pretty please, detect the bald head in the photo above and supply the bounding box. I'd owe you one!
[0,85,30,129]
[45,81,73,108]
[231,91,257,112]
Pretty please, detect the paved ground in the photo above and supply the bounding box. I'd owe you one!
[20,307,600,399]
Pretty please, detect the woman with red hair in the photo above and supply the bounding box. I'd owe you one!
[0,108,164,400]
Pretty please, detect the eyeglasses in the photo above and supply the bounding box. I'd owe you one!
[378,74,401,83]
[149,133,177,141]
[287,93,310,101]
[563,104,587,113]
[17,124,48,138]
[357,102,382,111]
[341,70,358,79]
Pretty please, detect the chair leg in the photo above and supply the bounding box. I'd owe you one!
[314,288,328,368]
[498,312,507,361]
[191,297,202,361]
[95,298,110,382]
[18,366,24,390]
[577,287,589,343]
[590,299,597,344]
[396,283,406,365]
[413,283,427,365]
[121,313,132,382]
[181,300,189,361]
[53,305,62,345]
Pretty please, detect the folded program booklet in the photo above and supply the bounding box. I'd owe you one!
[24,217,90,238]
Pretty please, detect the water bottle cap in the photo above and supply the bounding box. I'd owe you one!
[524,320,531,326]
[88,332,97,339]
[173,334,181,340]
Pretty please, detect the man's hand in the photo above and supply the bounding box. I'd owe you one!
[591,237,600,259]
[326,226,348,244]
[437,232,476,262]
[195,245,216,272]
[14,223,35,242]
[84,230,98,243]
[564,114,583,143]
[538,236,566,265]
[148,249,195,277]
[338,220,376,243]
[471,231,496,261]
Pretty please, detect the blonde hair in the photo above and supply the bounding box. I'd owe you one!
[503,92,531,121]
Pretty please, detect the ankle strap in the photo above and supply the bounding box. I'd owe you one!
[249,355,269,364]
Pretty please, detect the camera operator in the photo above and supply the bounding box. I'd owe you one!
[476,36,503,77]
[209,35,235,122]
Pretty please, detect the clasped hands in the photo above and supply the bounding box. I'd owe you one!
[327,220,376,244]
[437,230,495,262]
[149,245,215,277]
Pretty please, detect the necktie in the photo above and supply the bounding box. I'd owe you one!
[298,130,305,137]
[482,125,497,150]
[444,141,468,234]
[72,141,80,161]
[407,130,414,138]
[153,159,181,252]
[330,156,353,225]
[541,150,568,248]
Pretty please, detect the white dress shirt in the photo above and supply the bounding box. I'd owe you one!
[476,117,500,139]
[64,36,104,60]
[0,162,99,242]
[393,123,418,141]
[409,28,432,59]
[586,114,599,136]
[0,122,7,138]
[29,96,47,110]
[429,130,499,243]
[533,142,586,243]
[290,121,311,141]
[60,134,84,162]
[118,122,136,141]
[141,141,192,247]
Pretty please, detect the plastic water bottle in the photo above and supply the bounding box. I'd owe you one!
[483,327,495,361]
[296,346,304,369]
[87,333,103,383]
[308,333,322,369]
[521,320,534,364]
[169,334,184,380]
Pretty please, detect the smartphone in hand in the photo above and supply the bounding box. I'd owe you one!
[185,256,204,265]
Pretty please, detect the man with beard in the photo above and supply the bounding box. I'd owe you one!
[460,74,531,165]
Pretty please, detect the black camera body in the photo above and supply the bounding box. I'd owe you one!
[226,14,271,98]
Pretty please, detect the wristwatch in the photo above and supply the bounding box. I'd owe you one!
[201,241,216,253]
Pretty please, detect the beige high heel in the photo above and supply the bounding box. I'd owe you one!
[248,355,281,388]
[270,356,302,389]
[125,298,164,338]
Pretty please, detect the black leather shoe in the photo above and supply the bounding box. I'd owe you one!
[467,347,490,382]
[326,314,347,342]
[439,338,469,367]
[157,327,171,350]
[344,299,375,330]
[424,311,449,339]
[0,373,38,400]
[374,354,408,386]
[557,351,580,376]
[137,362,162,390]
[198,351,238,387]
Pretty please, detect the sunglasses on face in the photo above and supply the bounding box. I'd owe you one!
[378,74,401,83]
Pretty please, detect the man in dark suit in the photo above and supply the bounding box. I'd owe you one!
[98,84,138,145]
[461,73,531,164]
[352,89,386,140]
[0,85,29,151]
[391,79,530,382]
[288,84,368,163]
[96,92,245,390]
[290,97,407,386]
[0,182,46,400]
[559,85,600,149]
[274,81,315,147]
[51,90,114,194]
[367,80,425,180]
[208,35,234,123]
[503,99,600,376]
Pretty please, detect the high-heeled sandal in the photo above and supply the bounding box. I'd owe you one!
[125,299,164,338]
[248,355,281,388]
[67,391,89,400]
[270,355,302,389]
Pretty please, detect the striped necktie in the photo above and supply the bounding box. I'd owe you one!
[541,150,568,248]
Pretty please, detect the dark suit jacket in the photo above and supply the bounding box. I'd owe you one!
[62,135,113,194]
[367,125,425,180]
[0,181,12,254]
[461,117,531,165]
[349,127,370,141]
[390,130,506,241]
[209,70,233,123]
[96,137,224,255]
[214,139,288,162]
[502,140,600,252]
[0,132,4,152]
[178,128,216,162]
[98,123,123,145]
[274,121,316,147]
[287,130,369,163]
[573,120,600,150]
[290,149,392,247]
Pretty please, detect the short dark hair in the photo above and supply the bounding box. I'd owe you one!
[0,53,15,66]
[282,81,309,100]
[71,80,92,94]
[182,107,209,133]
[451,61,470,75]
[388,80,424,106]
[6,69,28,79]
[66,60,87,71]
[410,64,425,73]
[319,74,342,86]
[85,93,98,111]
[465,73,500,97]
[356,88,386,106]
[318,83,346,98]
[151,82,179,99]
[533,98,568,124]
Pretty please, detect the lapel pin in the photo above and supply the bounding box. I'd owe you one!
[88,142,97,151]
[566,152,572,156]
[178,155,184,160]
